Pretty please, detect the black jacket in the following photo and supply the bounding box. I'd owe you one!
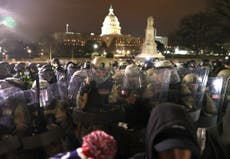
[130,102,200,159]
[202,126,229,159]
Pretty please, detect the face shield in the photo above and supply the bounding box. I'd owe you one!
[91,57,112,84]
[181,74,200,97]
[123,74,142,91]
[51,58,60,69]
[39,88,49,107]
[179,69,209,122]
[207,77,224,103]
[170,68,181,84]
[197,77,224,128]
[121,64,143,98]
[31,80,58,108]
[222,77,230,130]
[40,69,55,83]
[0,81,22,101]
[143,68,171,105]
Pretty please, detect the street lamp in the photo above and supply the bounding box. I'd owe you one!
[1,52,7,61]
[27,48,32,59]
[93,44,98,50]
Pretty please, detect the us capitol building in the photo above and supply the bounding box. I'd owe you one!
[53,5,167,58]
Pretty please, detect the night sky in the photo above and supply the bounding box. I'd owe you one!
[0,0,208,41]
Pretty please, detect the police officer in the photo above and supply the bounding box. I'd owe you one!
[68,61,91,108]
[76,56,113,112]
[201,69,230,159]
[65,61,78,85]
[28,63,70,157]
[20,65,35,89]
[50,58,66,81]
[0,83,31,158]
[120,63,145,104]
[38,64,57,84]
[0,61,12,79]
[13,62,26,79]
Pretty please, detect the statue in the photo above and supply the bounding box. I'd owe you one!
[136,16,165,60]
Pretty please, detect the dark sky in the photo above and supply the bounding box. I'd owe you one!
[1,0,208,41]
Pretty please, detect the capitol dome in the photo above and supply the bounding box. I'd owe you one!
[101,5,121,36]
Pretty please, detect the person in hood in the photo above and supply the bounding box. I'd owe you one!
[131,103,200,159]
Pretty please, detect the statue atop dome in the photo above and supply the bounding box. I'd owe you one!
[136,16,165,60]
[101,5,121,36]
[109,5,114,15]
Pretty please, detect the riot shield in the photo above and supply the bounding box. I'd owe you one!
[179,68,209,122]
[57,79,68,102]
[120,66,145,105]
[109,69,125,104]
[0,80,22,101]
[143,68,171,107]
[0,85,29,155]
[0,81,30,136]
[221,76,230,144]
[206,77,224,111]
[197,77,224,128]
[30,83,62,108]
[68,69,89,108]
[28,82,67,132]
[21,81,68,152]
[220,76,230,109]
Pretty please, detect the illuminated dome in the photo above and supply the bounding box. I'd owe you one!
[101,5,121,36]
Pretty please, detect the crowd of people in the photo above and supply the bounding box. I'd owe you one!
[0,56,229,159]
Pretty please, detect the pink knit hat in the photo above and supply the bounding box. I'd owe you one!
[81,130,117,159]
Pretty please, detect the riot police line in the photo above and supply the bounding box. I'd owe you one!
[0,57,229,158]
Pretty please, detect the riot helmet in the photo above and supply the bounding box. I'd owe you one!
[212,59,222,68]
[154,60,175,68]
[118,61,128,70]
[91,56,112,83]
[0,61,11,79]
[83,61,91,70]
[14,62,26,73]
[217,69,230,78]
[181,73,200,100]
[91,56,111,70]
[112,60,118,68]
[184,60,197,69]
[51,57,61,69]
[180,72,208,123]
[200,59,212,70]
[122,63,143,98]
[39,64,57,83]
[28,63,38,74]
[142,60,154,70]
[143,68,171,105]
[9,63,16,75]
[155,60,180,84]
